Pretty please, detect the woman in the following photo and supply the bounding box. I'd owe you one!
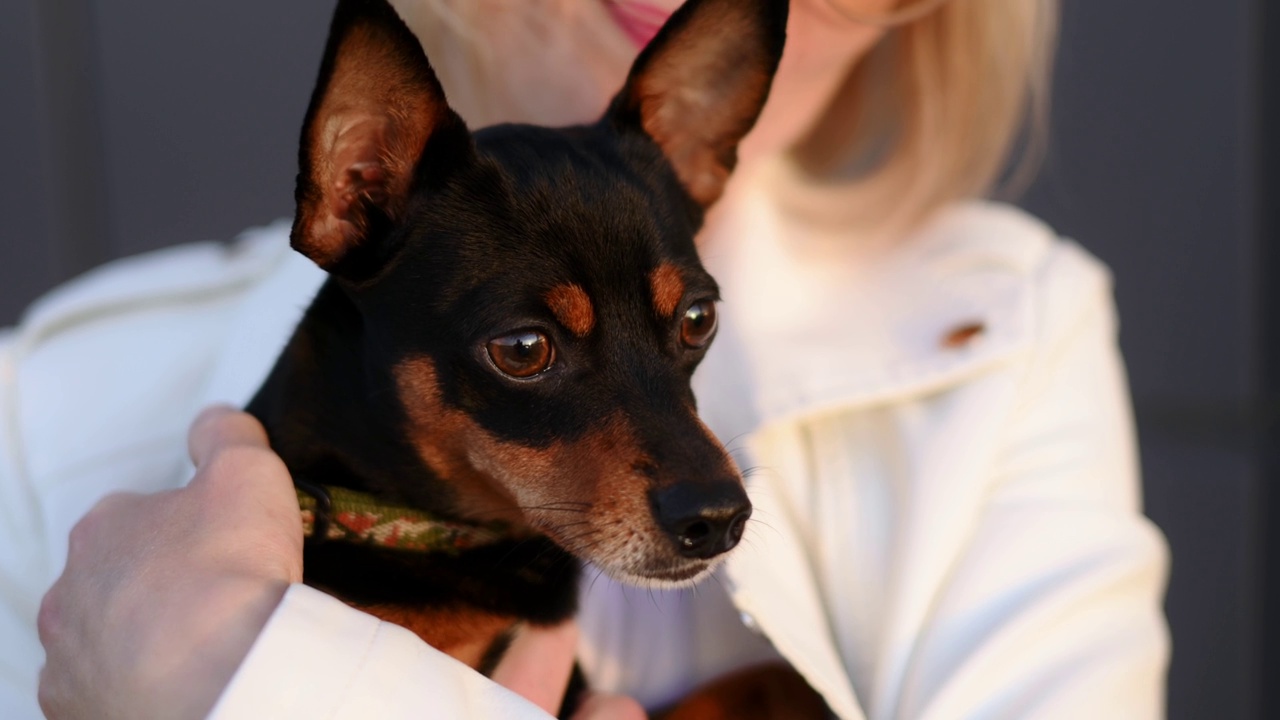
[10,0,1170,717]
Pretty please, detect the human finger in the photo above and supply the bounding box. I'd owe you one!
[188,405,270,467]
[36,661,72,720]
[491,621,579,715]
[38,491,149,718]
[572,692,648,720]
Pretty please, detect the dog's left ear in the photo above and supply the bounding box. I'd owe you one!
[606,0,788,208]
[293,0,469,277]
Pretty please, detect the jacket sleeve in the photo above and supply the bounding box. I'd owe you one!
[209,584,555,719]
[894,243,1170,719]
[0,330,45,720]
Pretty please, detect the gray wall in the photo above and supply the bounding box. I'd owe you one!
[0,1,1261,718]
[0,0,326,294]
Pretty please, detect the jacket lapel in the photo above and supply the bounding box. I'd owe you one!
[724,430,867,720]
[698,162,1048,718]
[698,161,1043,435]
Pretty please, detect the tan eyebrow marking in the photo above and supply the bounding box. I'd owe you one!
[649,264,685,319]
[544,283,596,337]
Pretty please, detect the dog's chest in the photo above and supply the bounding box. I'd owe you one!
[352,602,518,670]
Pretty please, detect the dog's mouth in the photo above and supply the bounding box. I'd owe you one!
[621,559,716,586]
[510,465,751,588]
[531,511,738,589]
[590,555,721,589]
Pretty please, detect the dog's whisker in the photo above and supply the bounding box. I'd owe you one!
[517,502,592,510]
[522,529,599,570]
[743,518,776,536]
[587,566,608,597]
[492,535,559,567]
[543,520,592,532]
[709,572,727,593]
[556,529,601,548]
[745,522,781,542]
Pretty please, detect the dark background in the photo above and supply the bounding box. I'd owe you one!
[0,1,1269,717]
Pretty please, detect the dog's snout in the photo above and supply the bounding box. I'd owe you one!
[652,482,751,560]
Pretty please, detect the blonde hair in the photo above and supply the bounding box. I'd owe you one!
[791,0,1060,233]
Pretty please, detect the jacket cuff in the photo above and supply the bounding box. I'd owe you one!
[209,583,549,719]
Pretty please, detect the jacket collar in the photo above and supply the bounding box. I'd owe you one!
[693,161,1046,441]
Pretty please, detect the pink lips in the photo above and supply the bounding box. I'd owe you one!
[603,0,674,48]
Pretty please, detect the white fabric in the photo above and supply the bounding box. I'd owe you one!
[0,168,1169,718]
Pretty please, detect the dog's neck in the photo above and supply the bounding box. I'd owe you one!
[248,280,470,521]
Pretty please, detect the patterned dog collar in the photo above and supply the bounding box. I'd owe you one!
[296,484,522,554]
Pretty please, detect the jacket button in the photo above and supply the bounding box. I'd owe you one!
[740,610,763,635]
[941,321,985,348]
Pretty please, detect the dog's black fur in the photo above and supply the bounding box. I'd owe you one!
[247,0,788,694]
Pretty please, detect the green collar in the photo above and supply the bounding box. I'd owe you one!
[296,484,523,554]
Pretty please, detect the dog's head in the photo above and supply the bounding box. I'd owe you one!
[293,0,786,585]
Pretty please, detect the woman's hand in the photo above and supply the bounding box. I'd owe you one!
[493,622,647,720]
[37,404,645,719]
[37,406,305,719]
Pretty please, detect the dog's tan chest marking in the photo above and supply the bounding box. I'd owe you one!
[649,264,686,319]
[354,603,515,669]
[655,662,830,720]
[544,283,596,337]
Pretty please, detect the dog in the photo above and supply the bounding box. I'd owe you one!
[247,0,823,715]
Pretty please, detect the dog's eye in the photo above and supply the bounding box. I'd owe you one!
[487,331,555,378]
[680,300,717,349]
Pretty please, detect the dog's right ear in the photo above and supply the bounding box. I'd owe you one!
[293,0,468,277]
[606,0,787,209]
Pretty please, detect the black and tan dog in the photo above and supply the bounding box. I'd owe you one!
[248,0,821,714]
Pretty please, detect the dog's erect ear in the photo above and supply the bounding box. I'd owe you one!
[293,0,467,274]
[607,0,788,208]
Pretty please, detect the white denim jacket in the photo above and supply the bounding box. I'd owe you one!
[0,171,1170,718]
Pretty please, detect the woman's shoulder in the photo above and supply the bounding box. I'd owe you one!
[930,200,1119,339]
[14,220,295,339]
[904,200,1120,358]
[720,198,1122,429]
[911,200,1110,293]
[1,221,317,493]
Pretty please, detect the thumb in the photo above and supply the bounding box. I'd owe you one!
[188,405,271,468]
[491,621,579,715]
[572,692,648,720]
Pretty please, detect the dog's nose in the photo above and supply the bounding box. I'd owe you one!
[652,482,752,559]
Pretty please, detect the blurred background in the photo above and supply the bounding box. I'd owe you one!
[0,1,1272,717]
